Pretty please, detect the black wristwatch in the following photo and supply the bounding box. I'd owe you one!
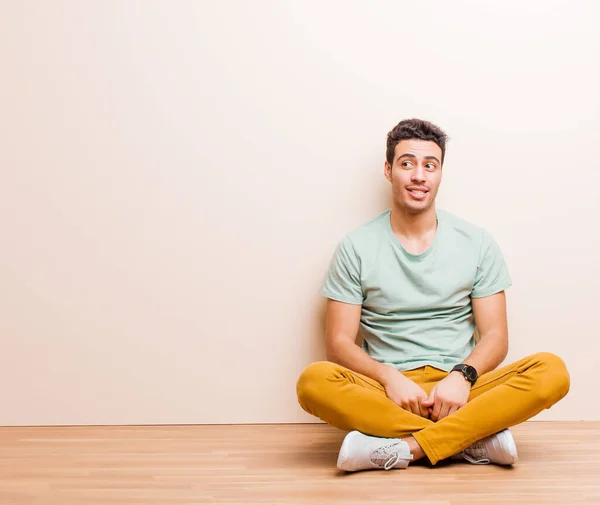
[451,363,478,385]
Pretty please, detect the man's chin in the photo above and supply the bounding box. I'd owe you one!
[399,200,433,215]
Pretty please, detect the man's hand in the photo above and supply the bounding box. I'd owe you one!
[422,371,471,422]
[381,370,431,418]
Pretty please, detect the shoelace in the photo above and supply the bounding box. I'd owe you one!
[383,452,401,470]
[462,441,490,465]
[372,442,413,470]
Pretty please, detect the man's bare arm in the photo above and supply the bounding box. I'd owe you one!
[463,290,510,375]
[325,298,396,385]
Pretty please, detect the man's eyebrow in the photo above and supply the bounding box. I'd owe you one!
[396,153,441,164]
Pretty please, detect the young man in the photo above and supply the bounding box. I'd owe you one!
[296,119,570,472]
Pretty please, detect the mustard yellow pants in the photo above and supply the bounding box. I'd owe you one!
[296,352,570,465]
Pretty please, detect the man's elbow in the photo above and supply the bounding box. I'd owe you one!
[493,332,509,363]
[325,335,352,363]
[325,341,340,363]
[479,330,509,362]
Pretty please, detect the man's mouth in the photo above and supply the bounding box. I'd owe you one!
[407,188,429,200]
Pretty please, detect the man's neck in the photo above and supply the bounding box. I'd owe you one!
[389,205,438,240]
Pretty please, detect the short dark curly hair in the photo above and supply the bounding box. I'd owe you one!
[386,119,449,166]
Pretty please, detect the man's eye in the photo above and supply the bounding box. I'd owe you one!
[402,161,412,168]
[426,164,436,170]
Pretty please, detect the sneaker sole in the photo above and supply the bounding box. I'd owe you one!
[496,429,519,465]
[337,430,361,471]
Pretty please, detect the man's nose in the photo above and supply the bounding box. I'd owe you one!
[411,165,427,182]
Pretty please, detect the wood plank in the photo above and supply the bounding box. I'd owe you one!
[0,422,598,505]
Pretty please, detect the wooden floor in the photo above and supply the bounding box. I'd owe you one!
[0,422,599,505]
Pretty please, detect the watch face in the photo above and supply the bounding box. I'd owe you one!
[465,366,477,381]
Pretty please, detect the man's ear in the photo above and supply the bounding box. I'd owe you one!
[384,161,392,182]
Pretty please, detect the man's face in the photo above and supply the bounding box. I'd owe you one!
[384,139,443,215]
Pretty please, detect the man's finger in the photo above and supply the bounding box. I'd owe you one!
[421,396,434,407]
[431,400,442,421]
[438,403,451,421]
[409,399,420,416]
[418,398,430,418]
[423,388,436,406]
[445,405,459,419]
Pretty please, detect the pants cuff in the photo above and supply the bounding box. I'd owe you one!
[412,431,441,465]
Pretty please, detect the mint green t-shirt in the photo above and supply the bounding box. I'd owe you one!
[321,209,512,372]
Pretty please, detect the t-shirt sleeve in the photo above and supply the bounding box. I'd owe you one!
[320,236,364,305]
[471,229,512,298]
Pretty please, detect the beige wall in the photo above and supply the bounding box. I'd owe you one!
[1,1,598,425]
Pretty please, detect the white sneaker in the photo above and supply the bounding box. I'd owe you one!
[455,429,518,465]
[337,431,413,472]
